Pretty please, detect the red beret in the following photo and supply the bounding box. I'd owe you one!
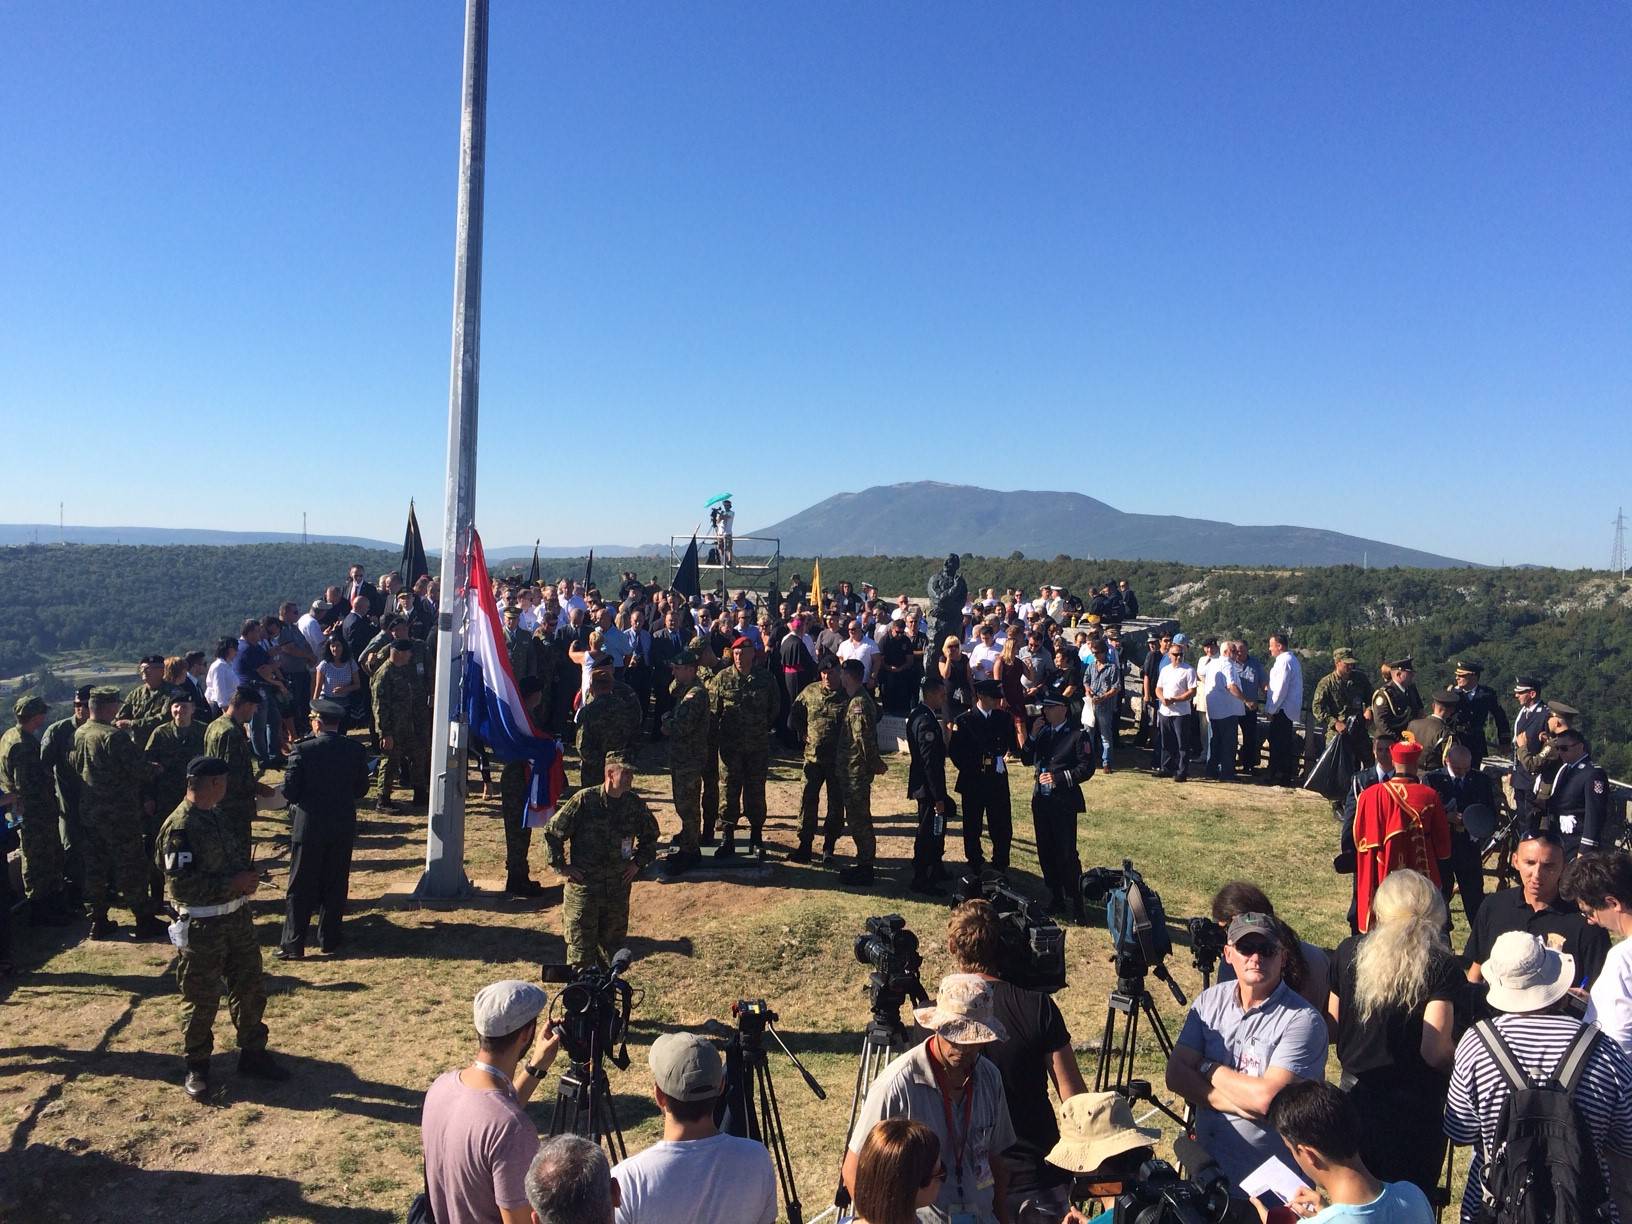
[731,635,757,650]
[1390,741,1424,765]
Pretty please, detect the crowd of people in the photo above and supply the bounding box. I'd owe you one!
[3,551,1631,1222]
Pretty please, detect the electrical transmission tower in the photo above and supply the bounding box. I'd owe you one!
[1613,506,1628,578]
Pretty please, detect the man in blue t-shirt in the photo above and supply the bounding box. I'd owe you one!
[1267,1079,1433,1222]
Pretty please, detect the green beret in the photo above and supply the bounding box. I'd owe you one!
[13,695,48,720]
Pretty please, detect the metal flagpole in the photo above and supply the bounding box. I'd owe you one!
[419,0,490,899]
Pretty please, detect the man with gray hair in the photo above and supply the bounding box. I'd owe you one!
[524,1135,619,1224]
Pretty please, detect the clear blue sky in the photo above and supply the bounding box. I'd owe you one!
[4,4,1627,566]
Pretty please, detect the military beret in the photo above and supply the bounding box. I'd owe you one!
[589,655,614,671]
[74,684,94,704]
[817,650,841,669]
[1432,688,1463,706]
[186,755,230,778]
[89,685,123,704]
[1332,648,1359,664]
[840,658,865,679]
[671,649,699,668]
[972,678,1003,699]
[310,698,347,719]
[139,654,166,667]
[230,685,262,706]
[381,613,403,630]
[13,695,48,720]
[168,691,193,704]
[1513,675,1542,692]
[731,635,757,651]
[1386,657,1414,671]
[1547,700,1581,718]
[1452,660,1482,675]
[388,638,416,653]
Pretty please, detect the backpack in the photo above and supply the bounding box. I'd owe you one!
[1472,1019,1611,1224]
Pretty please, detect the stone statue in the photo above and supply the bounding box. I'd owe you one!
[927,553,967,660]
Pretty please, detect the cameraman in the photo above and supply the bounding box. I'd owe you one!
[947,899,1087,1223]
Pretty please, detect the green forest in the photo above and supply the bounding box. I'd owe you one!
[3,542,1628,777]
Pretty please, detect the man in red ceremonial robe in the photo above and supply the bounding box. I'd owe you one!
[1352,739,1452,930]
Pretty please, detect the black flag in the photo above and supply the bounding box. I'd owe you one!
[527,539,540,585]
[399,500,429,591]
[584,549,594,591]
[672,535,701,600]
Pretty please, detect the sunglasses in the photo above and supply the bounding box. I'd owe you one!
[1234,939,1281,958]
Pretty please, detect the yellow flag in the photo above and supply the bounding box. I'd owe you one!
[810,558,822,612]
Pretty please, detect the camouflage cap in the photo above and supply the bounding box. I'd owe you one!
[89,685,123,704]
[1332,647,1359,664]
[671,648,699,668]
[13,695,48,720]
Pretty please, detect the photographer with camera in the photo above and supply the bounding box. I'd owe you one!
[1047,1092,1160,1222]
[1165,914,1328,1197]
[843,973,1020,1224]
[420,980,563,1224]
[947,899,1086,1222]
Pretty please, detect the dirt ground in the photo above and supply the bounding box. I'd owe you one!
[0,732,1468,1223]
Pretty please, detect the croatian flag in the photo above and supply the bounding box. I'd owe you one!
[463,529,565,828]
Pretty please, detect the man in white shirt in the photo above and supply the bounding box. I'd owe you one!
[1265,631,1305,786]
[297,600,329,661]
[969,623,1001,681]
[838,619,883,689]
[613,1032,776,1224]
[1154,636,1198,783]
[1562,850,1632,1057]
[1202,639,1247,782]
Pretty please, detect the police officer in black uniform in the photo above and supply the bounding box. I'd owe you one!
[906,673,953,896]
[949,678,1016,872]
[276,698,370,959]
[1509,675,1551,834]
[1448,660,1510,769]
[1543,727,1609,860]
[1022,695,1097,920]
[1370,657,1423,738]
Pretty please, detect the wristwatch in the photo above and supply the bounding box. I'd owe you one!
[524,1061,547,1078]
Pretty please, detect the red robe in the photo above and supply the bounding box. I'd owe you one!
[1352,776,1452,931]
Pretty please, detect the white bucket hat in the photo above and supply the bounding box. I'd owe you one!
[1045,1091,1161,1175]
[913,973,1008,1045]
[1484,930,1575,1014]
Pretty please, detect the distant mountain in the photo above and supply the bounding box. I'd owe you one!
[750,482,1474,568]
[0,524,649,561]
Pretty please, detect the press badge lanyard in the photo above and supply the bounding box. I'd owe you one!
[472,1061,513,1095]
[930,1043,976,1202]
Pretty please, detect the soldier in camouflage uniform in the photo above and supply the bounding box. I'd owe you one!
[40,684,91,900]
[371,638,429,810]
[502,676,549,897]
[529,623,560,734]
[70,687,166,938]
[204,685,272,860]
[543,752,659,969]
[1311,647,1372,781]
[660,649,708,870]
[1370,657,1423,739]
[787,655,847,864]
[690,636,724,845]
[834,658,886,885]
[156,755,288,1101]
[574,660,642,789]
[0,696,73,922]
[117,655,178,753]
[503,605,543,686]
[146,692,207,906]
[711,636,782,857]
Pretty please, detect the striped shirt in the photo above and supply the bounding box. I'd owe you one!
[1443,1012,1632,1223]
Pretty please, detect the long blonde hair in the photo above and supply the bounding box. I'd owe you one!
[1353,869,1448,1023]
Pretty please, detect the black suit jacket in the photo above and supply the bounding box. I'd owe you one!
[1424,766,1498,816]
[342,612,378,669]
[1022,720,1097,813]
[1511,703,1551,791]
[282,731,371,843]
[949,707,1017,793]
[1547,757,1611,846]
[907,702,949,803]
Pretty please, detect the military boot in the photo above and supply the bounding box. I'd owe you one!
[787,841,813,865]
[32,896,75,927]
[88,909,120,940]
[713,828,737,859]
[839,863,874,886]
[183,1062,210,1102]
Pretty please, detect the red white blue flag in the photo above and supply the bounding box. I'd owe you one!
[463,529,564,827]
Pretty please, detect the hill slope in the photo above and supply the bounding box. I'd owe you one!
[752,482,1471,567]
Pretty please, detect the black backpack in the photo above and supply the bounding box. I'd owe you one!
[1472,1019,1611,1224]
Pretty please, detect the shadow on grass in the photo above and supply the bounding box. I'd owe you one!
[333,912,695,966]
[2,1145,394,1223]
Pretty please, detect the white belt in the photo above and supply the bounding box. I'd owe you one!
[180,897,247,919]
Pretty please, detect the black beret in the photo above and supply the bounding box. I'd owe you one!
[186,755,230,779]
[74,684,94,703]
[972,678,1003,699]
[389,638,416,653]
[840,658,865,678]
[310,698,347,719]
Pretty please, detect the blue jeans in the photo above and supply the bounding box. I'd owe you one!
[1091,701,1117,766]
[1157,716,1191,778]
[1206,715,1240,779]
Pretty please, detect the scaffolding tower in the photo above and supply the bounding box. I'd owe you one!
[672,534,782,602]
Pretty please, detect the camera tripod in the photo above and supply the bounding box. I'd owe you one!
[548,1056,627,1163]
[726,1003,825,1224]
[830,983,919,1214]
[1094,961,1189,1127]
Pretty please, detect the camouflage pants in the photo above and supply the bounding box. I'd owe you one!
[19,800,66,901]
[839,778,876,865]
[671,767,703,853]
[579,747,606,791]
[500,763,532,879]
[81,808,151,916]
[377,734,429,800]
[177,907,268,1066]
[797,761,845,851]
[562,879,630,969]
[219,799,257,867]
[701,739,720,836]
[720,740,770,835]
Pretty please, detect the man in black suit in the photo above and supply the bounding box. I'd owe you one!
[1424,743,1498,924]
[950,679,1016,872]
[1544,728,1609,859]
[906,674,953,897]
[1023,695,1097,920]
[1509,674,1550,833]
[344,564,381,619]
[341,595,378,671]
[276,698,371,959]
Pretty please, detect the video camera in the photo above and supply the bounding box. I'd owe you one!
[1110,1156,1232,1224]
[959,874,1067,994]
[854,915,930,1017]
[1080,860,1173,977]
[541,949,636,1071]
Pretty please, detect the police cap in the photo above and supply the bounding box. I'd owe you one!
[1513,675,1542,693]
[972,678,1003,699]
[310,698,347,720]
[1386,657,1414,671]
[1432,688,1462,707]
[186,755,230,779]
[1039,694,1068,709]
[1452,660,1482,675]
[1547,700,1580,719]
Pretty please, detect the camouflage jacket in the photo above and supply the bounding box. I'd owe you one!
[0,724,58,821]
[119,682,178,752]
[1311,671,1369,731]
[40,716,82,810]
[663,678,709,772]
[543,785,659,879]
[147,721,207,813]
[506,629,543,683]
[156,798,248,908]
[203,714,258,808]
[372,662,427,740]
[837,690,884,784]
[576,682,642,761]
[710,665,781,744]
[68,720,147,819]
[791,683,847,765]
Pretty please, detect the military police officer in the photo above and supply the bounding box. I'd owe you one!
[1542,727,1609,859]
[0,696,73,924]
[145,692,206,908]
[660,649,708,872]
[787,654,847,865]
[204,685,274,860]
[835,658,886,885]
[71,686,166,939]
[711,635,782,857]
[543,752,659,970]
[40,685,91,901]
[157,755,288,1100]
[277,698,370,957]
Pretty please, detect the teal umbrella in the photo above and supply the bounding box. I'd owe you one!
[704,492,733,507]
